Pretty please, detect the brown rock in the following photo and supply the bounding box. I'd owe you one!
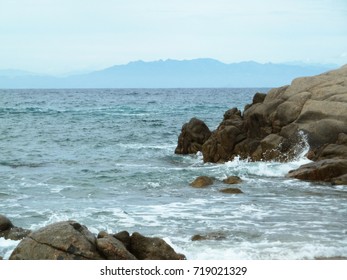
[96,234,137,260]
[113,231,131,249]
[219,188,243,194]
[190,176,214,188]
[222,176,242,185]
[0,215,13,231]
[175,118,211,154]
[287,159,347,184]
[9,221,104,260]
[130,232,185,260]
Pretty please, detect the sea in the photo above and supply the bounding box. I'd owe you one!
[1,88,347,260]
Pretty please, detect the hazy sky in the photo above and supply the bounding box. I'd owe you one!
[1,0,346,74]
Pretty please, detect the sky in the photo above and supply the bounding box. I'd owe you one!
[0,0,346,75]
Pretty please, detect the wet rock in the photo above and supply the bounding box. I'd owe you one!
[176,65,347,184]
[0,215,31,241]
[96,234,137,260]
[219,188,243,194]
[9,221,104,260]
[190,176,214,188]
[175,118,211,154]
[130,232,185,260]
[222,176,242,184]
[287,159,347,184]
[0,215,13,231]
[0,256,3,260]
[113,231,131,249]
[191,232,227,241]
[314,256,347,260]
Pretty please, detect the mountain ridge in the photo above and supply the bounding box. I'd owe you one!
[0,58,338,88]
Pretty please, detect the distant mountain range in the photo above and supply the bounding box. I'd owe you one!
[0,59,338,88]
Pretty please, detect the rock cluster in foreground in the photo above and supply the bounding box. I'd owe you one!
[175,65,347,184]
[1,216,185,260]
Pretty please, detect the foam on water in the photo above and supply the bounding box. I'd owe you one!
[1,89,346,260]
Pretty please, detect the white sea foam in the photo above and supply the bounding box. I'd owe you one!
[0,238,20,260]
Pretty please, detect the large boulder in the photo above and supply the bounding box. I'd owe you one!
[175,118,211,154]
[10,221,104,260]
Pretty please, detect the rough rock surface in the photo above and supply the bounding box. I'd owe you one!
[129,232,185,260]
[175,118,211,154]
[176,65,347,184]
[10,221,104,260]
[190,176,214,188]
[8,220,185,260]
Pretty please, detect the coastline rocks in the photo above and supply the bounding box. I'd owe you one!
[9,220,185,260]
[175,118,211,154]
[96,233,137,260]
[10,221,104,260]
[287,159,347,183]
[176,65,347,184]
[288,133,347,184]
[129,232,185,260]
[190,176,214,188]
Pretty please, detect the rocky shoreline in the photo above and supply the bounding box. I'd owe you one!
[0,215,185,260]
[176,65,347,185]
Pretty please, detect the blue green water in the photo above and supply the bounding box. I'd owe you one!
[1,88,347,259]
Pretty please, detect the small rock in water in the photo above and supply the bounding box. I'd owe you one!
[219,187,243,194]
[190,176,214,188]
[222,176,242,184]
[191,232,227,241]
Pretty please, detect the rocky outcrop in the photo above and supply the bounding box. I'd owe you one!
[175,118,211,154]
[288,133,347,183]
[175,65,347,184]
[9,220,185,260]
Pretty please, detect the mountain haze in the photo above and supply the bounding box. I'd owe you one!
[0,59,336,88]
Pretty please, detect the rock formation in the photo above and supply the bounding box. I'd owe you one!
[175,65,347,184]
[175,117,211,154]
[7,219,185,260]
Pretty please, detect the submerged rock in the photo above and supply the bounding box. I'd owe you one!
[222,176,242,184]
[190,176,214,188]
[191,232,227,241]
[219,188,243,194]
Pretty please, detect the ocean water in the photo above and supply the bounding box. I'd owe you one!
[1,88,347,260]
